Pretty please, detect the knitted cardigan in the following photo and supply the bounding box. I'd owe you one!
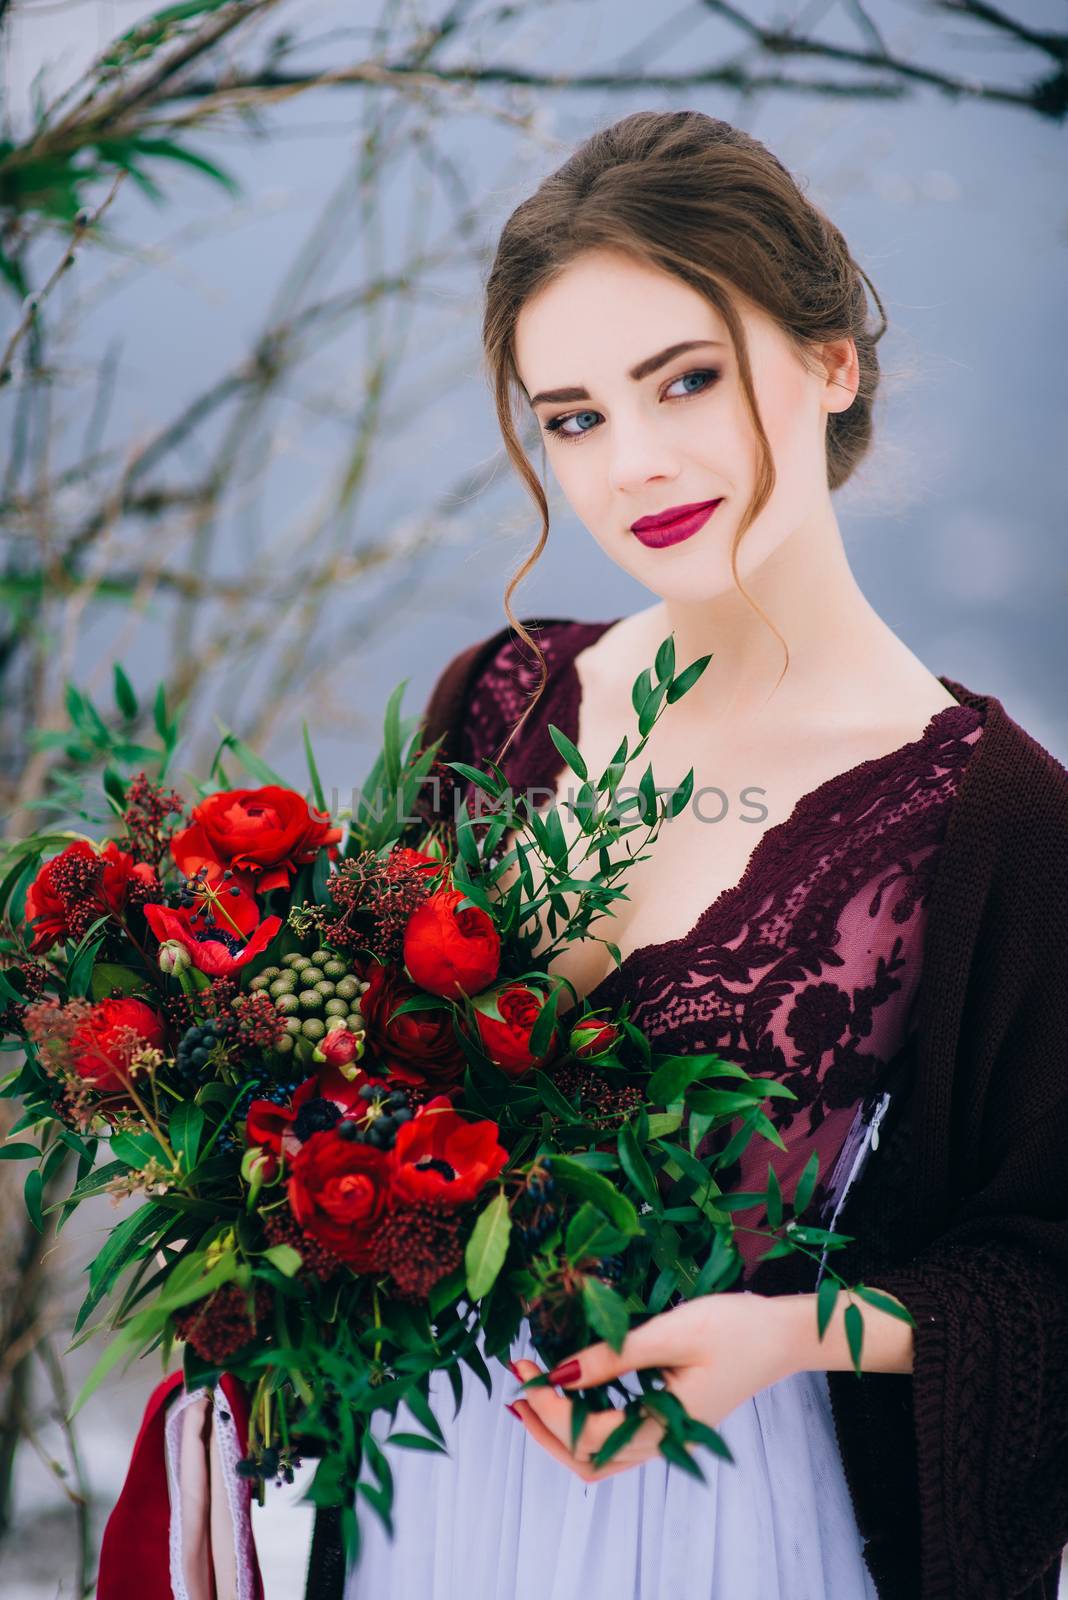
[409,617,1068,1600]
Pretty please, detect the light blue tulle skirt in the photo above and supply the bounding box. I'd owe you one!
[342,1094,894,1600]
[342,1304,877,1600]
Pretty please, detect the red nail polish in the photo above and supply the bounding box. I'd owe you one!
[507,1360,521,1379]
[505,1402,522,1419]
[547,1358,581,1386]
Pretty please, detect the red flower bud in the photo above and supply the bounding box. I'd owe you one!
[570,1017,622,1060]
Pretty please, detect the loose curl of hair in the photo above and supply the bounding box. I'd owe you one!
[481,109,888,765]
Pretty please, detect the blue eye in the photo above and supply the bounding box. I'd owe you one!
[543,368,720,445]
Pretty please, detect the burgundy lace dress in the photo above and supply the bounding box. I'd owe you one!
[345,618,986,1600]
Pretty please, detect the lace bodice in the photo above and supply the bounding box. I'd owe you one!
[455,618,986,1280]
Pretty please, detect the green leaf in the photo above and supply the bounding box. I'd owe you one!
[264,1244,303,1278]
[817,1274,839,1339]
[647,1262,680,1313]
[617,1122,660,1210]
[211,721,288,787]
[792,1150,819,1217]
[66,917,111,997]
[24,1168,44,1231]
[581,1275,629,1352]
[384,1431,447,1455]
[844,1301,864,1376]
[124,136,239,196]
[591,1408,644,1467]
[170,1103,204,1170]
[401,1383,445,1446]
[527,983,562,1062]
[657,1431,707,1483]
[693,1232,740,1296]
[69,1321,144,1416]
[102,766,127,815]
[654,633,675,684]
[645,1110,683,1139]
[684,1418,734,1463]
[532,1068,581,1125]
[81,1203,170,1329]
[302,721,327,814]
[853,1284,916,1327]
[646,1053,733,1105]
[61,1158,130,1201]
[564,1202,618,1264]
[90,962,149,1001]
[547,724,587,782]
[113,663,138,720]
[0,1141,40,1161]
[765,1164,783,1229]
[464,1191,511,1299]
[111,1129,169,1169]
[666,654,714,704]
[548,1155,641,1237]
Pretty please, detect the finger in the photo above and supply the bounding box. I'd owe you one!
[509,1400,642,1483]
[543,1318,672,1391]
[511,1357,618,1452]
[510,1359,665,1458]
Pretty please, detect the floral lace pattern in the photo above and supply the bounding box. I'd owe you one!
[456,619,985,1280]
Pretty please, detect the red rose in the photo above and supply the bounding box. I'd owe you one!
[470,982,559,1080]
[25,840,158,954]
[358,960,466,1091]
[68,997,166,1096]
[287,1128,391,1269]
[170,785,341,894]
[143,889,281,977]
[570,1017,623,1060]
[402,889,500,1000]
[391,1096,508,1208]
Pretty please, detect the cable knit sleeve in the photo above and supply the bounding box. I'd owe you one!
[829,905,1068,1596]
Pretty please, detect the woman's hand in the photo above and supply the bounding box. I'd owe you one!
[506,1291,797,1483]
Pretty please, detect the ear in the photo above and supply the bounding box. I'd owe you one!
[820,335,860,416]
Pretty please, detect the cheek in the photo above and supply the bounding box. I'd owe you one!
[749,366,815,484]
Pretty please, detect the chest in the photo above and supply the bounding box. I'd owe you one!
[485,695,938,1008]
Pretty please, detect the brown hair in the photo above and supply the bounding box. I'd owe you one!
[481,109,888,763]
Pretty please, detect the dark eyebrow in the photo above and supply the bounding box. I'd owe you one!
[527,339,726,407]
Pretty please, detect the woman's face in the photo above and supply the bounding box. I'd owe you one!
[513,248,853,603]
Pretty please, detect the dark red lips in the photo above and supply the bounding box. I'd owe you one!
[630,499,723,550]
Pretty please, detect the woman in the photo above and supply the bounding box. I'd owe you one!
[331,111,1068,1600]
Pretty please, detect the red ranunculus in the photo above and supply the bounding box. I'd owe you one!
[143,889,281,976]
[99,840,159,912]
[570,1016,623,1060]
[402,888,500,1000]
[170,786,341,894]
[68,997,167,1096]
[390,1096,508,1208]
[287,1128,392,1269]
[358,959,466,1091]
[470,982,559,1079]
[25,840,158,954]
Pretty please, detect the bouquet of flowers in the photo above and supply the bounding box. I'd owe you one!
[0,643,908,1563]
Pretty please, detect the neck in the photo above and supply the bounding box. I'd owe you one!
[647,510,892,729]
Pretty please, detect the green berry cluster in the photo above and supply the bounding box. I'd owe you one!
[248,950,369,1055]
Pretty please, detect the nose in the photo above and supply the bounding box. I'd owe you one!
[605,411,682,497]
